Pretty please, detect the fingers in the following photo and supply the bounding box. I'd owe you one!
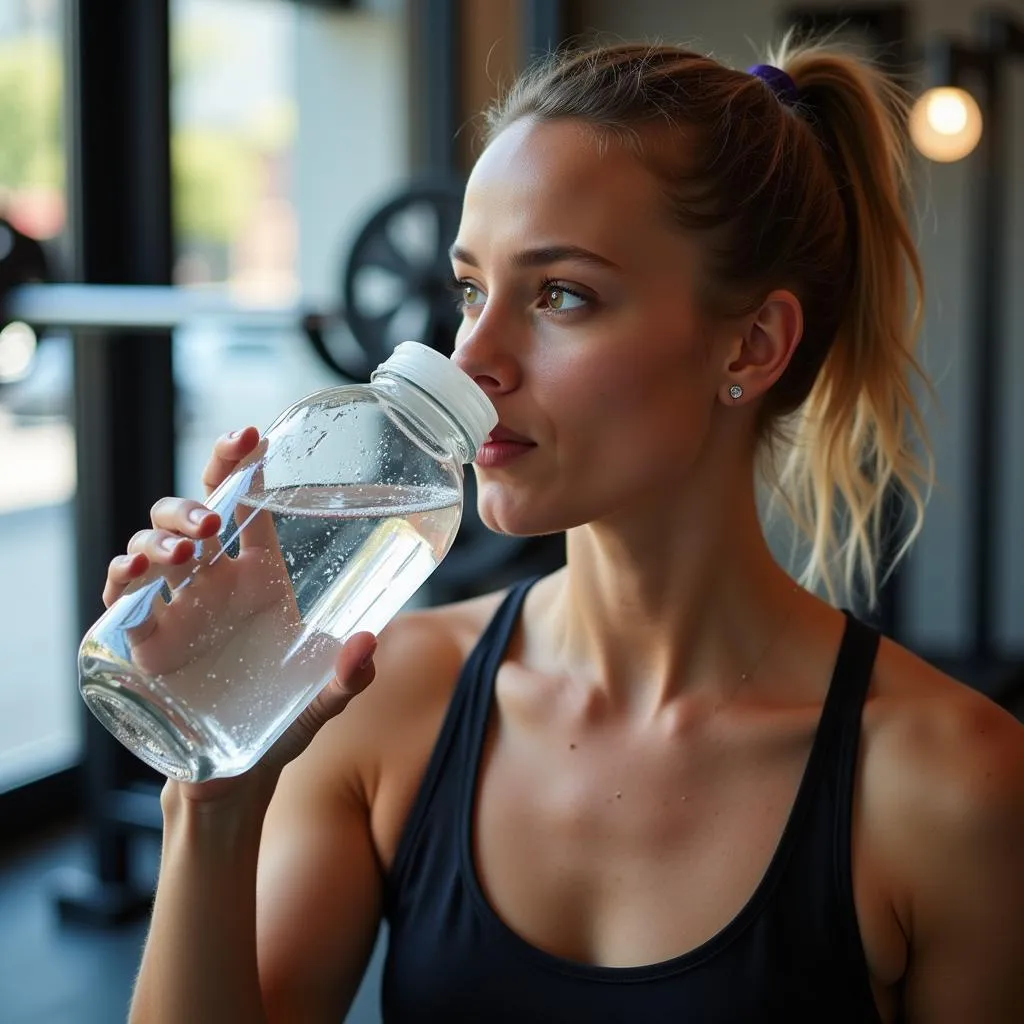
[201,427,260,498]
[283,633,377,758]
[309,633,378,723]
[198,429,277,554]
[228,460,281,553]
[149,496,222,539]
[106,520,215,608]
[102,426,266,610]
[103,552,148,608]
[127,527,196,565]
[335,632,378,695]
[148,496,223,563]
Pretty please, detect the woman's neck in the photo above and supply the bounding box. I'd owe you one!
[535,465,806,716]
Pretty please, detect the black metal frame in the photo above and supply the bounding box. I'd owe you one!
[47,0,176,925]
[408,0,461,179]
[0,767,80,837]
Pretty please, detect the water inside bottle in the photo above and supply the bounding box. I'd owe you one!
[80,483,461,782]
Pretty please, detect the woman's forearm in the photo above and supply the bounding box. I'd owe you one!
[129,779,277,1024]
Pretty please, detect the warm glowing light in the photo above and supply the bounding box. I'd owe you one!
[910,87,983,163]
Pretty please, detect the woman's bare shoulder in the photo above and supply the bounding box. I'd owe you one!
[862,638,1024,924]
[867,638,1022,794]
[861,642,1024,1014]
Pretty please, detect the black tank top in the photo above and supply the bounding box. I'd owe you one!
[381,577,885,1023]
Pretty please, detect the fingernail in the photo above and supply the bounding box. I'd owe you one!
[359,643,377,669]
[227,429,242,439]
[188,508,208,525]
[160,536,180,553]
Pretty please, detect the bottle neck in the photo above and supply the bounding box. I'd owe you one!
[371,371,478,463]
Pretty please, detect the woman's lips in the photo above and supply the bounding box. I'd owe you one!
[474,429,536,468]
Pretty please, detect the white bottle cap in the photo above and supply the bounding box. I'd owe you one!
[372,341,498,452]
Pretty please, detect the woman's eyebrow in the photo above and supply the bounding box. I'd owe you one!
[449,243,620,271]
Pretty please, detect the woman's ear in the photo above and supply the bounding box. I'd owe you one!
[718,289,803,405]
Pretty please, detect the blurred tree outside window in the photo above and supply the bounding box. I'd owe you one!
[0,0,64,242]
[171,0,299,303]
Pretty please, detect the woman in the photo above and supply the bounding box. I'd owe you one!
[117,36,1023,1023]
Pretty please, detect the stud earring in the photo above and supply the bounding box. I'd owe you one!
[728,384,743,400]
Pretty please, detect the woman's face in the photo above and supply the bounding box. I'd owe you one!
[451,117,734,537]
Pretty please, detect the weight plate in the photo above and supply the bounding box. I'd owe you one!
[343,179,465,370]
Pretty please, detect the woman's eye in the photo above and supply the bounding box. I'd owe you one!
[543,286,586,312]
[450,278,485,312]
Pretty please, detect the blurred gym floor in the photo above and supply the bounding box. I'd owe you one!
[0,824,150,1024]
[0,822,386,1024]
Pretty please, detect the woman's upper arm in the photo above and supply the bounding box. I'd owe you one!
[256,748,383,1023]
[252,609,468,1022]
[895,694,1024,1023]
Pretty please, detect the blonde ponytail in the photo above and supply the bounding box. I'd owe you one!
[764,36,934,605]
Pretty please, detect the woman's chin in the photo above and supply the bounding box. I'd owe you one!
[477,513,542,538]
[476,498,580,539]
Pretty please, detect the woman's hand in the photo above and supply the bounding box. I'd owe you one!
[102,427,378,804]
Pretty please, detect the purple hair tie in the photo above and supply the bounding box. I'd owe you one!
[747,63,800,106]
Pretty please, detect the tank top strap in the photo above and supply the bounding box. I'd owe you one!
[387,576,541,889]
[814,611,881,758]
[827,611,882,967]
[460,575,540,742]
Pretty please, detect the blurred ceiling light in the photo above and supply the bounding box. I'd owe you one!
[910,86,984,162]
[0,321,38,383]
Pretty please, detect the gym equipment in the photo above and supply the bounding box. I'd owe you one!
[341,179,465,372]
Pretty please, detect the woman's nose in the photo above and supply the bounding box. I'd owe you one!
[451,319,520,396]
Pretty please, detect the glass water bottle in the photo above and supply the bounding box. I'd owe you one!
[78,342,497,783]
